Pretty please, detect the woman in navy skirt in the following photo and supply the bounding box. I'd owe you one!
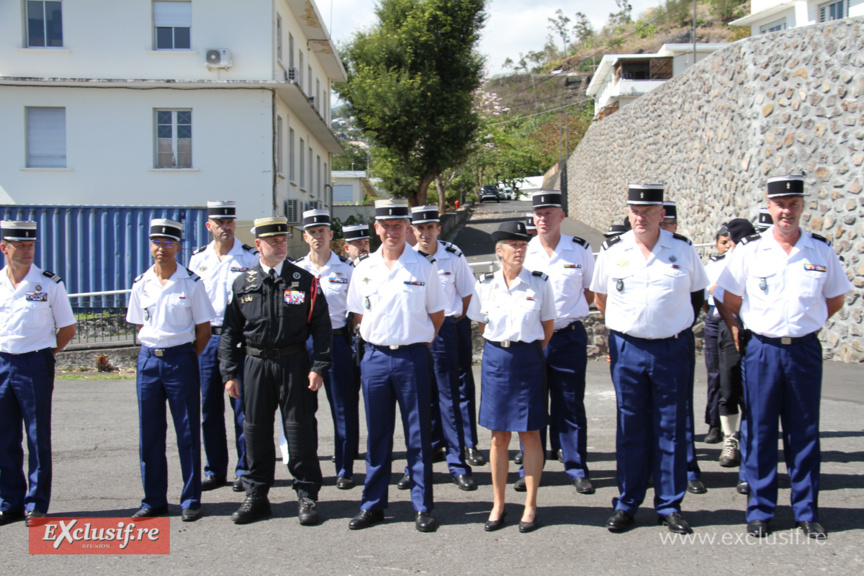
[467,221,555,532]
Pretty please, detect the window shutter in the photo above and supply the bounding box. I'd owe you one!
[153,1,191,27]
[27,107,66,168]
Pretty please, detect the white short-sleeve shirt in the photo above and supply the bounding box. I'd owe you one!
[126,266,216,348]
[188,240,259,326]
[0,264,76,354]
[467,267,556,343]
[525,234,594,329]
[590,230,709,339]
[716,228,852,338]
[294,250,354,329]
[347,245,445,346]
[414,241,475,318]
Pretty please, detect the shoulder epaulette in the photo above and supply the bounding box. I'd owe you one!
[193,245,208,255]
[356,253,370,264]
[242,243,259,254]
[185,268,202,282]
[337,254,350,263]
[810,233,831,246]
[133,273,145,283]
[571,236,588,247]
[443,242,463,257]
[531,270,549,281]
[672,233,692,245]
[710,254,726,262]
[42,270,62,283]
[740,233,762,245]
[481,272,495,282]
[424,254,437,264]
[602,235,622,250]
[294,255,307,263]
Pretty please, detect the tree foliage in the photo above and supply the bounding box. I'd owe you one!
[334,0,486,206]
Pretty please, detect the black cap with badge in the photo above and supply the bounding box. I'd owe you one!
[627,184,664,205]
[491,221,530,243]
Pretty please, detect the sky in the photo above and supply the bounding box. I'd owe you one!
[323,0,664,78]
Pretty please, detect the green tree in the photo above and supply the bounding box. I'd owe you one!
[547,9,571,55]
[331,142,370,171]
[334,0,487,206]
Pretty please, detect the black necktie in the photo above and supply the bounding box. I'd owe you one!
[268,268,276,282]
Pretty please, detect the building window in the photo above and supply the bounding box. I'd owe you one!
[26,1,63,47]
[276,14,283,62]
[308,146,313,195]
[307,65,313,96]
[759,18,787,33]
[299,138,305,188]
[285,198,299,223]
[26,107,66,168]
[316,155,321,195]
[819,0,847,22]
[153,1,191,50]
[298,52,304,92]
[276,116,284,174]
[289,128,295,181]
[316,79,321,112]
[288,33,294,69]
[155,109,192,168]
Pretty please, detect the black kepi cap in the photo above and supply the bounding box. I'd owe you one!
[375,199,410,220]
[302,209,331,229]
[756,207,773,231]
[532,191,562,209]
[207,201,237,219]
[0,220,37,241]
[149,218,182,242]
[525,213,536,230]
[662,201,677,220]
[491,221,530,243]
[766,175,804,198]
[411,205,439,224]
[253,216,289,238]
[604,223,628,238]
[343,224,369,240]
[628,184,664,205]
[726,218,756,245]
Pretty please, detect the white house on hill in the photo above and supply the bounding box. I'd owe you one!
[731,0,863,36]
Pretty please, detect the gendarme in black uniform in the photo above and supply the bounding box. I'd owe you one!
[219,216,331,525]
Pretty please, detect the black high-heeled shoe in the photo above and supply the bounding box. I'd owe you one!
[484,509,507,532]
[519,515,538,533]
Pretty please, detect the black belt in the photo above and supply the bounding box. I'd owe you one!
[333,326,352,337]
[554,320,582,334]
[368,342,426,351]
[752,332,818,346]
[611,329,684,342]
[488,340,536,349]
[246,343,305,359]
[142,343,194,358]
[211,326,224,335]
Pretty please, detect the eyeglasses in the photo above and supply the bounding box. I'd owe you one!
[151,239,176,248]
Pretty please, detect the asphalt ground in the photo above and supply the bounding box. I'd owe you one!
[3,200,862,573]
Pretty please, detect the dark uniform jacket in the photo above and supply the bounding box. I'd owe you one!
[218,261,332,381]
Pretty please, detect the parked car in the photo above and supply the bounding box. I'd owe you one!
[500,188,514,200]
[479,185,500,203]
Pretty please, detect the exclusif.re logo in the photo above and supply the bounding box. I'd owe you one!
[29,517,170,555]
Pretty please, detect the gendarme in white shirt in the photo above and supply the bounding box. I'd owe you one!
[414,240,474,318]
[467,267,556,343]
[0,264,76,354]
[293,250,354,329]
[524,233,594,329]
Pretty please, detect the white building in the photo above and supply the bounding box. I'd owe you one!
[731,0,863,36]
[586,43,729,120]
[332,171,381,205]
[0,0,345,248]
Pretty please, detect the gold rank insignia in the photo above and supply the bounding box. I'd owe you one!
[362,277,370,284]
[241,295,253,303]
[616,260,629,267]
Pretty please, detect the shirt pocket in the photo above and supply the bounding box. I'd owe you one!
[799,269,826,299]
[517,294,542,325]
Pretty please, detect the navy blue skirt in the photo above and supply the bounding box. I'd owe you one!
[479,340,547,432]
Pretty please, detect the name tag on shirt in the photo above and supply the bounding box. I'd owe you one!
[404,281,425,286]
[230,267,251,273]
[284,290,306,305]
[328,277,349,284]
[26,292,48,302]
[804,264,826,272]
[563,264,581,269]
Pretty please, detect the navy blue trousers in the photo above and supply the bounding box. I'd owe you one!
[198,334,246,478]
[308,332,359,479]
[455,317,479,449]
[684,328,701,482]
[0,349,54,514]
[743,334,822,523]
[609,331,689,517]
[703,312,722,428]
[429,317,470,478]
[136,344,202,511]
[360,344,433,513]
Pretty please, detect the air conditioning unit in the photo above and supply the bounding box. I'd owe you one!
[206,49,232,69]
[284,67,298,83]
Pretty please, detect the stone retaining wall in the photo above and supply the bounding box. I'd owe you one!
[567,18,864,362]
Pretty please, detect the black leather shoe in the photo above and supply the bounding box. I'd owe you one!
[573,478,595,495]
[431,446,447,463]
[231,496,271,524]
[687,479,707,494]
[513,477,527,492]
[747,519,770,537]
[0,509,24,526]
[132,505,168,518]
[25,510,46,527]
[549,449,564,463]
[736,480,750,495]
[297,498,319,526]
[396,472,411,490]
[484,510,507,532]
[201,476,227,491]
[232,476,245,492]
[659,512,692,534]
[514,451,523,465]
[704,426,723,444]
[453,475,477,491]
[519,518,538,533]
[181,507,201,522]
[465,448,486,466]
[336,476,355,490]
[797,521,827,539]
[606,510,635,533]
[415,511,438,533]
[349,509,384,530]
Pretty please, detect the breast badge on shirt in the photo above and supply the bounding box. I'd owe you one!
[804,264,826,273]
[25,291,48,302]
[284,290,306,305]
[328,272,348,284]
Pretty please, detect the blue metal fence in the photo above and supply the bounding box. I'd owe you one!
[0,205,209,295]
